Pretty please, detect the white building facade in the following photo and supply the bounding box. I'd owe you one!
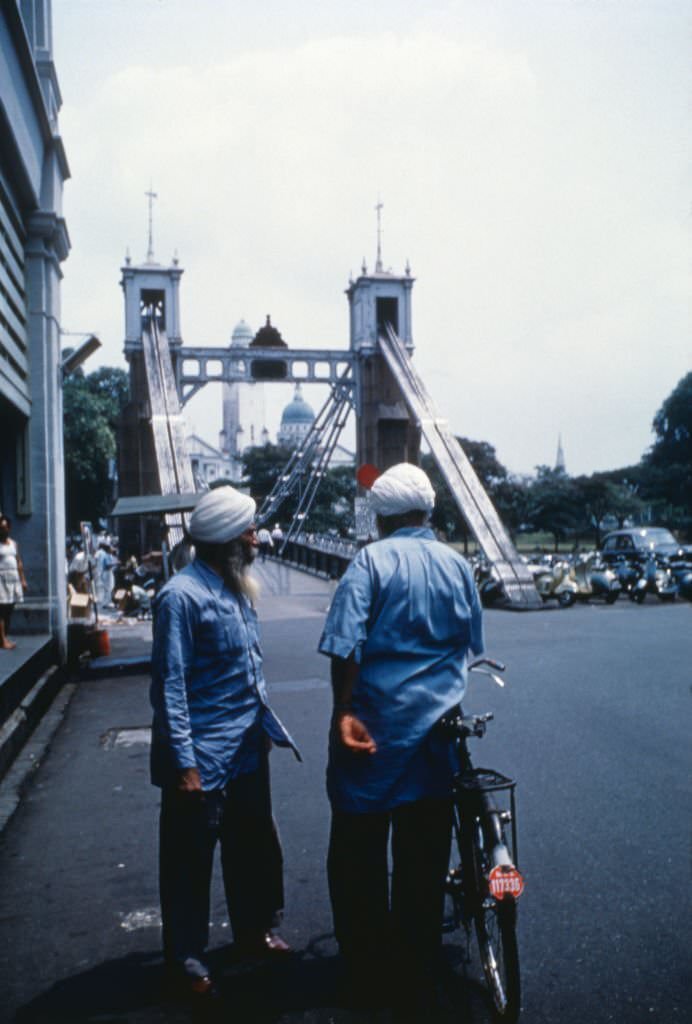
[0,0,70,648]
[186,434,234,488]
[219,320,268,480]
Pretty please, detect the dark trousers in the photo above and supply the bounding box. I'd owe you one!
[327,797,453,983]
[159,753,284,970]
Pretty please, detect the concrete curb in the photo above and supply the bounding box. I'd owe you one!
[0,680,77,836]
[0,663,64,780]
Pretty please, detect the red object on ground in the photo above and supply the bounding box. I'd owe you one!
[89,629,111,658]
[356,464,381,489]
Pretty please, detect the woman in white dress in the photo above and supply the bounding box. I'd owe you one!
[0,516,27,650]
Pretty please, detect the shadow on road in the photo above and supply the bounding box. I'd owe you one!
[12,940,497,1024]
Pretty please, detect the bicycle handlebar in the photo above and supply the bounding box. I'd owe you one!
[470,657,506,673]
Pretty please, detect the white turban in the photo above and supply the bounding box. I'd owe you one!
[189,486,256,544]
[369,463,435,516]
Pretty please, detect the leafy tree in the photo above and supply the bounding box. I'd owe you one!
[242,443,295,508]
[571,474,644,545]
[642,371,692,515]
[423,437,524,545]
[63,363,130,530]
[242,445,356,534]
[303,465,356,534]
[648,371,692,468]
[526,466,581,550]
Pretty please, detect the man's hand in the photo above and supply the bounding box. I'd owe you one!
[337,713,377,754]
[177,766,203,794]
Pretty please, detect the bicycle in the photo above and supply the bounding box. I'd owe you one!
[442,657,524,1022]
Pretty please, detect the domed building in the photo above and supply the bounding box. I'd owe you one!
[277,383,315,448]
[250,315,287,348]
[219,319,269,480]
[230,319,254,347]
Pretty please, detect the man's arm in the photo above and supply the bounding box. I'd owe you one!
[330,654,376,755]
[151,591,203,793]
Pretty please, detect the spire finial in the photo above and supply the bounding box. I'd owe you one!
[145,185,158,261]
[375,196,384,272]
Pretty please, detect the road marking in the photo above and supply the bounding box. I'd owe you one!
[101,727,151,749]
[119,907,161,932]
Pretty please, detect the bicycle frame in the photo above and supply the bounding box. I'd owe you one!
[443,659,523,1021]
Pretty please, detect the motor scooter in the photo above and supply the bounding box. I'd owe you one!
[532,560,578,607]
[472,557,506,607]
[570,554,621,604]
[612,556,640,597]
[629,554,677,603]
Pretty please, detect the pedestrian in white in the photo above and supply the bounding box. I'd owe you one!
[257,527,274,562]
[94,543,118,608]
[0,516,27,650]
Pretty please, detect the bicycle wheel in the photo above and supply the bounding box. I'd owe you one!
[469,822,521,1021]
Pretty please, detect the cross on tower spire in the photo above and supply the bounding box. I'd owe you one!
[375,197,384,272]
[145,186,158,262]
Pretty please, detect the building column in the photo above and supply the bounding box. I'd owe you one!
[20,211,68,657]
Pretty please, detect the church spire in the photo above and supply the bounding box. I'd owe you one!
[375,197,384,272]
[555,433,566,473]
[145,186,157,262]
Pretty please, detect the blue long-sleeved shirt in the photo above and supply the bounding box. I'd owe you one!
[150,558,299,789]
[318,527,483,813]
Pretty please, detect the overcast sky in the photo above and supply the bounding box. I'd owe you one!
[54,0,691,477]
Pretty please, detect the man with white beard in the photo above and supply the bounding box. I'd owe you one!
[150,485,300,1000]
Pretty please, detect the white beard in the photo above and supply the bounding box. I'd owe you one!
[238,571,260,605]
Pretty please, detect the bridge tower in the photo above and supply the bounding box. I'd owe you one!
[118,252,184,553]
[347,257,418,471]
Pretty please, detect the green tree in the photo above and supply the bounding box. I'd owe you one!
[303,465,356,534]
[642,371,692,518]
[423,437,525,545]
[571,474,644,545]
[526,466,581,550]
[242,443,296,515]
[63,363,130,529]
[648,371,692,468]
[242,445,356,533]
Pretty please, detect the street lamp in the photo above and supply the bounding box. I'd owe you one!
[60,334,102,376]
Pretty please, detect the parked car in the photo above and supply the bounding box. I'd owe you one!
[600,527,691,564]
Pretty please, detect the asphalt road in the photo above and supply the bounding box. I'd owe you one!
[0,561,689,1024]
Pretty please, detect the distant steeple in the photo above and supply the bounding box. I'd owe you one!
[555,433,566,473]
[145,186,157,262]
[375,197,384,272]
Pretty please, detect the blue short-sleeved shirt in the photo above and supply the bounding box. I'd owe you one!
[318,527,484,813]
[150,558,299,790]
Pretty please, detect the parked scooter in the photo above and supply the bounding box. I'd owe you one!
[532,560,579,607]
[629,554,677,603]
[612,556,641,597]
[570,554,621,604]
[472,557,506,607]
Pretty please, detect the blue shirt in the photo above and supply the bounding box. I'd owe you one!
[150,558,299,790]
[318,527,484,813]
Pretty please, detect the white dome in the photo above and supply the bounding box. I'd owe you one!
[230,319,254,347]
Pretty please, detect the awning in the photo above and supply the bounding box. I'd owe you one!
[110,493,200,518]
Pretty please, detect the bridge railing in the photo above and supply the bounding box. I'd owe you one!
[275,532,357,579]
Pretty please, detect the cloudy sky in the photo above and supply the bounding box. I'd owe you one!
[54,0,690,477]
